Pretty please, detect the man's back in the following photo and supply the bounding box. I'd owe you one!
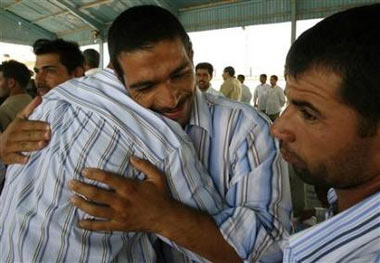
[220,78,242,101]
[240,84,252,104]
[0,69,222,262]
[0,94,33,131]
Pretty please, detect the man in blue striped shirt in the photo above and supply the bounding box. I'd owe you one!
[0,5,291,263]
[271,4,380,262]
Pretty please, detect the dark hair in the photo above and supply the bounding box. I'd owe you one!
[260,74,267,79]
[286,4,380,136]
[224,66,235,77]
[83,48,100,69]
[270,75,278,81]
[195,62,213,76]
[108,5,192,82]
[237,74,245,81]
[0,60,31,88]
[33,38,84,74]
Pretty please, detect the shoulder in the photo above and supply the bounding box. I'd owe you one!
[204,94,270,129]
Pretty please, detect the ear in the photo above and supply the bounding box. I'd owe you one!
[72,66,85,78]
[188,49,194,63]
[7,78,16,88]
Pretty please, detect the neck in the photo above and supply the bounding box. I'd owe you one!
[335,174,380,212]
[10,85,27,96]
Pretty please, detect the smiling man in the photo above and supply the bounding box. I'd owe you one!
[0,5,291,263]
[271,4,380,262]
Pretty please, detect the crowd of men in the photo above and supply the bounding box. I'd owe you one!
[0,3,378,263]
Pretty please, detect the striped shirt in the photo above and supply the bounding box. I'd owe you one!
[282,192,380,263]
[0,69,223,262]
[164,91,292,262]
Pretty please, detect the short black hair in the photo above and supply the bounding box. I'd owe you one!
[195,62,213,76]
[108,5,192,82]
[260,74,267,79]
[286,4,380,135]
[83,48,100,69]
[224,66,235,77]
[0,60,31,88]
[33,38,84,74]
[237,74,245,81]
[270,75,278,81]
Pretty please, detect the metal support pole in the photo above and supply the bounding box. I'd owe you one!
[291,0,297,44]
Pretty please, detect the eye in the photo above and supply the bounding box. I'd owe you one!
[300,109,317,121]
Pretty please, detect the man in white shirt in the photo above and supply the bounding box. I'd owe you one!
[237,74,252,104]
[254,73,270,112]
[83,48,102,76]
[265,75,285,121]
[195,62,222,96]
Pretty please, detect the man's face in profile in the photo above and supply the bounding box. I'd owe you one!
[271,68,379,189]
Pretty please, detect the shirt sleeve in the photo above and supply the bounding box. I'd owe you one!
[212,119,292,262]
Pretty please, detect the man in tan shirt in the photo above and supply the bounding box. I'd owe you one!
[0,60,33,132]
[220,66,242,100]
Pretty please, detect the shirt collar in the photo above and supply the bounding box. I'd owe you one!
[187,89,213,136]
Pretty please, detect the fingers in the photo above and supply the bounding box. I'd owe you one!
[2,153,29,165]
[11,130,51,142]
[69,179,115,205]
[129,156,166,188]
[16,96,42,119]
[71,195,114,219]
[78,219,117,232]
[12,119,50,135]
[82,168,129,189]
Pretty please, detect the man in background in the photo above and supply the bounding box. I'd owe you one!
[83,48,101,76]
[0,38,84,165]
[0,60,33,132]
[265,75,285,121]
[33,38,84,96]
[0,60,33,191]
[195,62,222,96]
[220,66,242,100]
[238,74,252,104]
[272,4,380,262]
[254,73,270,112]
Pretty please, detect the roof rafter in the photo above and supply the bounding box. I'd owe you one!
[0,9,57,39]
[52,0,105,32]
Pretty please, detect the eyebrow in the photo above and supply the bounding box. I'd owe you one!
[129,61,191,89]
[34,65,58,72]
[292,99,322,116]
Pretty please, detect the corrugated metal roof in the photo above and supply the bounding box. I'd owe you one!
[0,0,378,46]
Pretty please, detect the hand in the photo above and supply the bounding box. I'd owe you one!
[0,97,51,164]
[69,156,173,232]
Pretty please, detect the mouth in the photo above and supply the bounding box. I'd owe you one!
[160,96,190,122]
[162,103,186,120]
[280,147,306,169]
[37,86,50,96]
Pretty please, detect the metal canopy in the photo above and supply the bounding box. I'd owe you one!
[0,0,377,46]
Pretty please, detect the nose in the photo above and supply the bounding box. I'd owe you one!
[35,71,46,86]
[271,107,296,143]
[160,81,181,109]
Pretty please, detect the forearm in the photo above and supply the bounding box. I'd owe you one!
[156,200,241,263]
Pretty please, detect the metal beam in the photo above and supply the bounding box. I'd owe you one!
[151,0,177,15]
[290,0,297,44]
[53,0,105,32]
[0,9,57,39]
[32,0,112,24]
